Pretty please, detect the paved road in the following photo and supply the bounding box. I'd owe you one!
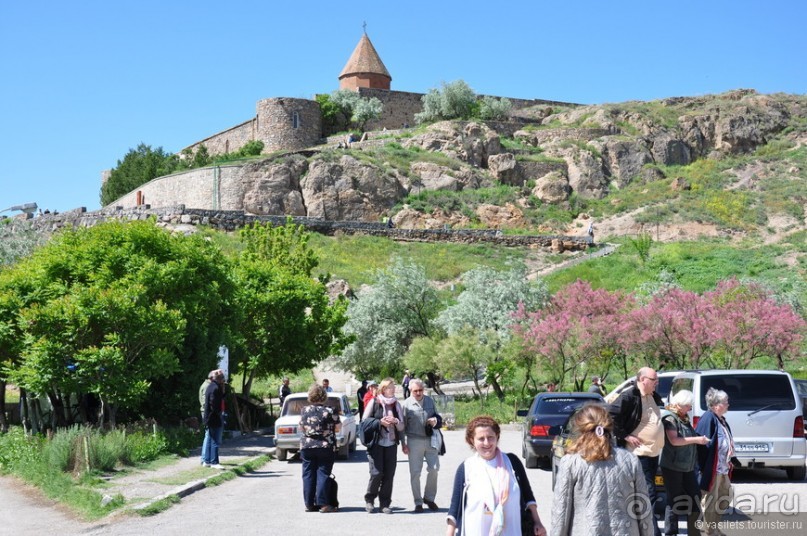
[3,428,806,535]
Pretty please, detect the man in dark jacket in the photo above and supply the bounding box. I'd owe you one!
[203,369,226,469]
[609,367,664,536]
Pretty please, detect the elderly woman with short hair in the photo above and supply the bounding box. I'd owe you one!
[299,383,341,513]
[694,388,735,536]
[661,390,709,536]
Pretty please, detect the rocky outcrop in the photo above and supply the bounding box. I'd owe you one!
[532,171,571,203]
[301,155,406,221]
[241,156,307,215]
[402,121,502,168]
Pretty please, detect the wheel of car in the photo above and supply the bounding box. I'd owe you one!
[276,448,287,462]
[349,433,357,452]
[786,464,806,481]
[524,451,539,469]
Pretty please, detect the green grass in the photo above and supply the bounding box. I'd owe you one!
[543,238,800,295]
[308,233,530,288]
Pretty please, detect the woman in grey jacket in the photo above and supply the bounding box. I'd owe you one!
[552,404,654,536]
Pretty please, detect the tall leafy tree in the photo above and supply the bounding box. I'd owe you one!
[1,220,235,426]
[100,143,179,206]
[335,258,440,380]
[329,89,383,132]
[436,266,548,400]
[0,220,48,432]
[232,221,349,400]
[513,280,633,390]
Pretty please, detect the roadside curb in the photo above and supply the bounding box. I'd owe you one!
[132,447,276,513]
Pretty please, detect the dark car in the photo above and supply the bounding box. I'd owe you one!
[550,403,666,514]
[519,392,604,468]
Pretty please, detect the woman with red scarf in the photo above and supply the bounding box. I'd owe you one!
[361,377,405,514]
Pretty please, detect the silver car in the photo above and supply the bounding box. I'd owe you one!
[670,369,806,480]
[273,392,358,461]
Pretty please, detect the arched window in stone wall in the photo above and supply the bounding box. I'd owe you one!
[292,111,300,129]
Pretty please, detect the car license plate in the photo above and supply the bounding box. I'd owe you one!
[654,475,664,486]
[736,442,770,453]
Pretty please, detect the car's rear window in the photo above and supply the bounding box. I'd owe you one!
[535,398,592,415]
[699,375,796,412]
[657,376,674,399]
[282,398,341,416]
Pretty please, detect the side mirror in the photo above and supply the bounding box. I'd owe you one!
[516,409,528,417]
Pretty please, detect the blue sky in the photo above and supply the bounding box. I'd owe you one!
[1,1,804,214]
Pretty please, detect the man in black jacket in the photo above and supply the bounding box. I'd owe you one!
[609,367,664,536]
[203,370,226,470]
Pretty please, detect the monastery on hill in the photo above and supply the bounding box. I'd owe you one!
[105,31,572,211]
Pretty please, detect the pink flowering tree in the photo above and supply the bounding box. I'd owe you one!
[622,288,715,370]
[704,279,805,369]
[513,280,634,390]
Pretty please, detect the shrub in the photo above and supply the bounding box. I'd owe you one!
[44,425,83,472]
[125,431,168,464]
[415,80,477,123]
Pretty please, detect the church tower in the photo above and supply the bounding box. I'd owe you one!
[338,30,391,91]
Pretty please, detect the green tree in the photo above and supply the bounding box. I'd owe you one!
[479,96,512,120]
[415,80,478,124]
[100,143,179,206]
[435,267,548,400]
[0,220,236,427]
[335,258,441,381]
[329,89,384,132]
[231,221,350,400]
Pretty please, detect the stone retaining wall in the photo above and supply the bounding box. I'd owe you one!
[20,206,590,251]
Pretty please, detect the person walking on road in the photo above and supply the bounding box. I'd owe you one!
[608,366,664,536]
[299,383,341,513]
[695,388,736,536]
[401,378,441,513]
[357,380,368,420]
[660,390,709,536]
[402,369,411,399]
[588,376,606,397]
[279,377,291,408]
[198,370,215,465]
[362,377,404,514]
[552,404,654,536]
[446,415,547,536]
[202,369,226,469]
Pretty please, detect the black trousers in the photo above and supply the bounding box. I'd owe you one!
[638,455,662,536]
[365,444,398,508]
[661,466,701,536]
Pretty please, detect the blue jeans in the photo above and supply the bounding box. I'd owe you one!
[301,447,335,508]
[638,455,662,536]
[203,426,223,464]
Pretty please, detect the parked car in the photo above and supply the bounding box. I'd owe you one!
[795,379,807,439]
[274,392,358,461]
[603,370,681,405]
[550,403,666,514]
[669,370,806,480]
[519,392,604,468]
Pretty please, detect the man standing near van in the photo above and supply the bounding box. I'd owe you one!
[609,367,664,536]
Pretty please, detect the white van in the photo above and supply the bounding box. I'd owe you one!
[669,369,806,480]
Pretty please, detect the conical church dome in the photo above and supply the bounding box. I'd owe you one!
[339,33,391,90]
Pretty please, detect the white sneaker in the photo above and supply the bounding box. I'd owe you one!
[210,464,226,470]
[202,462,211,467]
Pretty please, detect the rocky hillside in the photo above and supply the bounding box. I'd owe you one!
[242,89,806,243]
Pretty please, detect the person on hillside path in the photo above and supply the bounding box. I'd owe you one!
[588,376,606,397]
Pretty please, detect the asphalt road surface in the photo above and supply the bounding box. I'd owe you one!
[3,428,806,535]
